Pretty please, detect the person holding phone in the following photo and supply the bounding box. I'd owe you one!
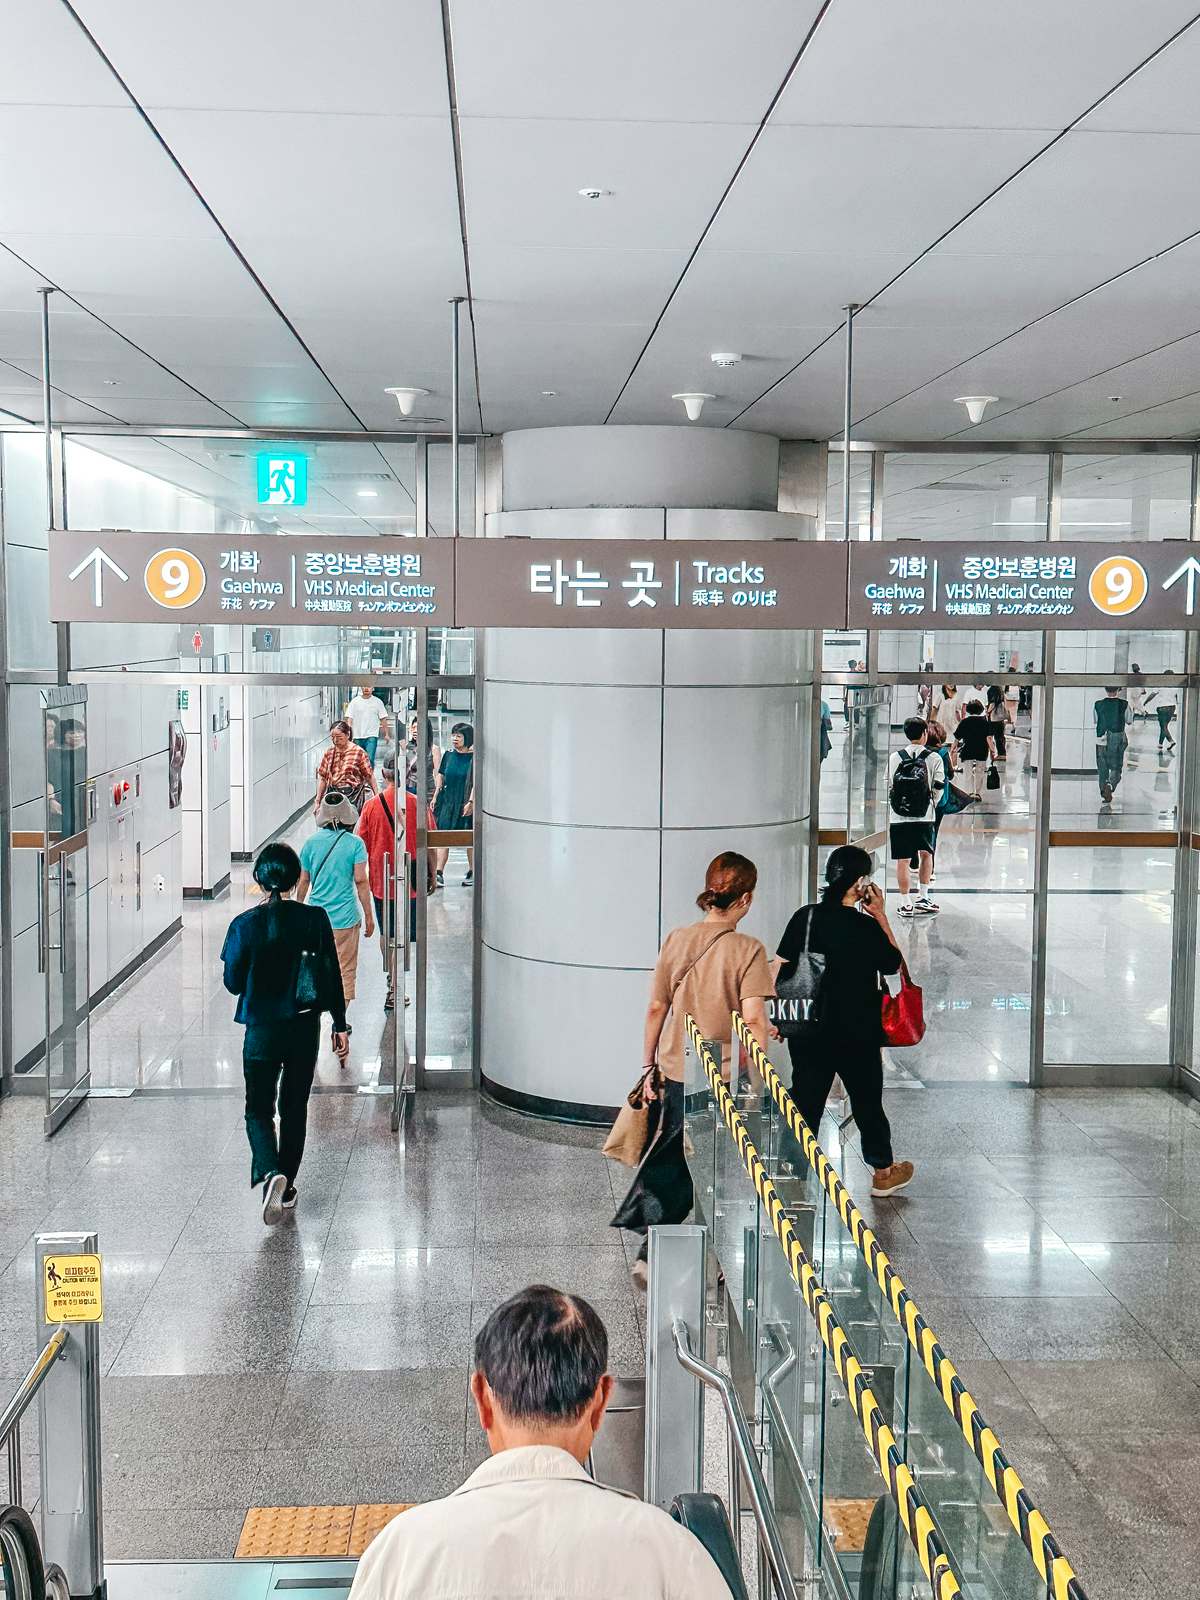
[771,845,914,1198]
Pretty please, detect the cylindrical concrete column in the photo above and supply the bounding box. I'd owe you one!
[480,426,816,1118]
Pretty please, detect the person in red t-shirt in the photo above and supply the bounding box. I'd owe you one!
[356,758,435,1010]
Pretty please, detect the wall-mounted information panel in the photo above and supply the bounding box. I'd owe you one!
[46,531,1200,631]
[49,532,455,626]
[847,541,1200,629]
[453,539,848,628]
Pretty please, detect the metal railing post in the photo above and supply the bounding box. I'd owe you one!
[35,1232,104,1599]
[643,1224,706,1509]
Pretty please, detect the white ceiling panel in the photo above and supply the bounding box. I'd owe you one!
[938,130,1200,260]
[151,111,461,250]
[471,244,691,324]
[769,0,1200,130]
[3,233,273,319]
[0,106,217,237]
[1082,22,1200,133]
[1,1,126,106]
[72,0,450,116]
[868,250,1135,330]
[450,0,820,122]
[662,249,915,333]
[706,126,1049,259]
[460,118,752,251]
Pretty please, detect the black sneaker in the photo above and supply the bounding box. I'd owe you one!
[281,1186,298,1212]
[435,870,445,887]
[462,871,474,886]
[262,1172,287,1226]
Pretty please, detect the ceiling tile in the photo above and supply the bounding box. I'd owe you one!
[451,0,821,122]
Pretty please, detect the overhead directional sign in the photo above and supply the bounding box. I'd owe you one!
[50,532,454,627]
[47,531,1200,631]
[846,541,1200,630]
[453,539,850,628]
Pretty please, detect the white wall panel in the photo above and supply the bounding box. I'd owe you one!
[660,821,806,955]
[483,682,662,827]
[482,813,661,969]
[662,685,805,828]
[485,626,662,687]
[482,946,650,1107]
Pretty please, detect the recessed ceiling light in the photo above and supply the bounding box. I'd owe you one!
[577,187,611,200]
[357,489,379,498]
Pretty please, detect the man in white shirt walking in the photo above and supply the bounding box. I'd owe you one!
[348,1285,731,1600]
[345,685,384,768]
[886,716,941,920]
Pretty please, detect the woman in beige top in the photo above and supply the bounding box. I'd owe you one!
[616,851,773,1287]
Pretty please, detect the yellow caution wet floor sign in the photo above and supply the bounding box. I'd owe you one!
[43,1253,103,1323]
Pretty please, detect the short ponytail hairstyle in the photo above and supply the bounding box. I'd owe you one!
[696,851,757,912]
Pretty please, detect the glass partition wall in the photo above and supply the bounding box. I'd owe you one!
[825,441,1200,1093]
[5,423,1200,1102]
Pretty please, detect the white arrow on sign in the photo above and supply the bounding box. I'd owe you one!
[67,547,128,607]
[1163,554,1200,616]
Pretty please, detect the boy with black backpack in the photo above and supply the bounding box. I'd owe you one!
[887,716,940,919]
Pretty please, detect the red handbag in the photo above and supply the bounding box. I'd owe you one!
[881,958,925,1046]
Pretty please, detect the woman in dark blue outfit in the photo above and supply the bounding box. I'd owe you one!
[221,843,348,1225]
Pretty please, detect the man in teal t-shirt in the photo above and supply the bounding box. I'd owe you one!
[297,792,375,1051]
[1094,687,1130,805]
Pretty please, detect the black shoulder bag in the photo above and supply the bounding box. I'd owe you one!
[768,907,826,1038]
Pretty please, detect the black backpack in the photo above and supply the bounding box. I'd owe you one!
[889,747,932,818]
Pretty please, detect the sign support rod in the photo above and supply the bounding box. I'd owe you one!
[841,302,859,545]
[450,296,464,539]
[38,287,55,531]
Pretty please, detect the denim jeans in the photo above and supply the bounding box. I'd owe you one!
[354,736,378,765]
[1096,731,1127,793]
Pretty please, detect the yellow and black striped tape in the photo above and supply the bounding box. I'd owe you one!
[730,1011,1088,1600]
[684,1018,962,1600]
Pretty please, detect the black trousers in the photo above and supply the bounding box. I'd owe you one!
[990,722,1006,756]
[786,1034,894,1172]
[612,1079,692,1261]
[243,1017,320,1188]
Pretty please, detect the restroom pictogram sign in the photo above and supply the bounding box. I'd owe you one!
[43,1253,104,1323]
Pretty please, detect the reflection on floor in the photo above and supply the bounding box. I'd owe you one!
[822,711,1177,1078]
[0,1089,648,1560]
[85,820,475,1093]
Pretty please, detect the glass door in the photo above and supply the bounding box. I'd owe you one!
[42,686,91,1133]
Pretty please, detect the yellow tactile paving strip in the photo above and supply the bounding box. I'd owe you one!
[825,1497,876,1553]
[236,1503,411,1559]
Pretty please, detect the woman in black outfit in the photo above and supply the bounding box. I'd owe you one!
[772,845,914,1198]
[221,843,348,1225]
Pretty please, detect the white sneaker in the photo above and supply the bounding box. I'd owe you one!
[897,902,916,919]
[913,897,940,915]
[262,1172,287,1226]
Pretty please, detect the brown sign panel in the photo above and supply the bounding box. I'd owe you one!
[847,541,1200,630]
[49,532,454,627]
[454,539,849,628]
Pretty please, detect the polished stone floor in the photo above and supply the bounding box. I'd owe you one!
[1,737,1197,1594]
[0,1087,648,1559]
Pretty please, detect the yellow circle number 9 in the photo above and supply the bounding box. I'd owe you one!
[1087,554,1147,617]
[145,548,206,609]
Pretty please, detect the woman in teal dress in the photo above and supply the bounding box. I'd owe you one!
[434,723,475,886]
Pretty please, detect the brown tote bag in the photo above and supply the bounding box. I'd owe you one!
[602,929,732,1168]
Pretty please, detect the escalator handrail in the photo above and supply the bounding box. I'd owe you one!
[670,1493,750,1600]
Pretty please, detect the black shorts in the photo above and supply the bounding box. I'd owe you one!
[889,820,935,860]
